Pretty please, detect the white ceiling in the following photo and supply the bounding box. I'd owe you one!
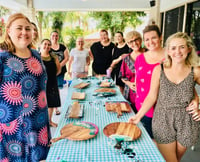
[33,0,151,11]
[0,0,151,11]
[1,0,197,12]
[0,0,27,11]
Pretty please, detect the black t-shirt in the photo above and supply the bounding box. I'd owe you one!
[50,44,67,74]
[90,41,115,74]
[112,44,129,73]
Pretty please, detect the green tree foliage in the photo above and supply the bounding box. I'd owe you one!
[36,11,146,47]
[89,11,146,39]
[37,12,66,42]
[64,26,84,51]
[0,6,10,38]
[37,11,43,41]
[0,6,10,17]
[51,12,66,42]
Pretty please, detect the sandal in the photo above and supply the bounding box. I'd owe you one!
[55,110,60,115]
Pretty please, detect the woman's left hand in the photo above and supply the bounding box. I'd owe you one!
[192,110,200,121]
[186,99,200,121]
[186,99,198,114]
[129,82,136,91]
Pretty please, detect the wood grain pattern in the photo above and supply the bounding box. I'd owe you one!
[105,102,131,112]
[94,88,116,93]
[68,101,81,118]
[115,106,122,117]
[73,82,90,89]
[71,92,85,100]
[51,122,98,143]
[105,102,131,118]
[103,122,141,141]
[100,81,111,87]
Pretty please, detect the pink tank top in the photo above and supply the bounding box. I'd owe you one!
[135,53,160,118]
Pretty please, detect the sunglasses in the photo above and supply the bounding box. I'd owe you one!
[127,38,140,44]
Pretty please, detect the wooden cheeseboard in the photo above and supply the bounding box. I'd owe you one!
[51,121,99,143]
[98,80,114,88]
[73,82,90,89]
[71,92,86,100]
[94,88,116,93]
[65,101,84,118]
[100,81,111,87]
[103,122,141,141]
[105,102,131,117]
[93,88,116,97]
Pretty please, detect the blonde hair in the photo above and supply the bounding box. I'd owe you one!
[0,13,31,53]
[164,32,199,67]
[125,31,142,42]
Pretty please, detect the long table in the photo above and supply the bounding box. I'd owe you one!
[46,77,165,162]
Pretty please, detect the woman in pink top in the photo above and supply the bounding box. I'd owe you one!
[134,25,165,138]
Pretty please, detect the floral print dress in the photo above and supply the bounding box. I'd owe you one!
[0,49,51,162]
[119,53,136,106]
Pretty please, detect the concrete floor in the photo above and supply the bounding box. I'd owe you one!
[50,84,200,162]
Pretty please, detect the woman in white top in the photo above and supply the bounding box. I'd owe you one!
[68,37,90,79]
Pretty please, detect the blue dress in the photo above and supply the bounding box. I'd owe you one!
[0,49,51,161]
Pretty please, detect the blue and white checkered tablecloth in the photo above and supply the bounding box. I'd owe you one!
[46,78,165,162]
[66,77,127,102]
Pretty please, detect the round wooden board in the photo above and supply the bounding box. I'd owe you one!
[103,122,141,141]
[60,121,99,141]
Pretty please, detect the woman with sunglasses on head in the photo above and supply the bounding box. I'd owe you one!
[133,25,165,138]
[119,31,146,112]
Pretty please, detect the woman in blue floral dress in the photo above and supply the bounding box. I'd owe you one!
[0,13,51,161]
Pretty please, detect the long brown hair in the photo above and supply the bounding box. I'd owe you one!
[0,13,31,53]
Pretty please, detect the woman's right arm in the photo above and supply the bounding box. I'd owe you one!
[129,66,161,124]
[89,50,94,60]
[110,53,129,69]
[67,56,74,78]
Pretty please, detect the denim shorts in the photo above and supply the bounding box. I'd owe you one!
[141,116,153,139]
